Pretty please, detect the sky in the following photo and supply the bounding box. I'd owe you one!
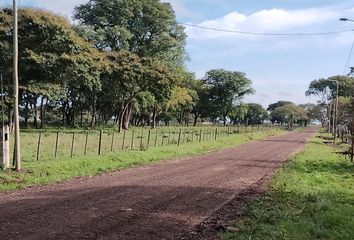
[2,0,354,107]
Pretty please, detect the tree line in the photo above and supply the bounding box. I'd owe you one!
[0,0,317,131]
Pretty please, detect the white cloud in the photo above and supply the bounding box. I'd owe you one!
[186,7,343,40]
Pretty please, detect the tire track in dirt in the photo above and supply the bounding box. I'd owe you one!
[0,128,316,240]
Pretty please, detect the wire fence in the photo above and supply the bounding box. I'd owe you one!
[10,125,278,162]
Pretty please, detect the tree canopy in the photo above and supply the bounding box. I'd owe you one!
[74,0,187,65]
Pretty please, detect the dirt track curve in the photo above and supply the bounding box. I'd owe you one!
[0,128,316,240]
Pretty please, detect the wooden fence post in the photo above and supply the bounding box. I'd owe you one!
[71,132,75,158]
[98,130,103,155]
[139,129,144,149]
[199,129,202,143]
[84,131,88,155]
[110,130,115,152]
[36,132,42,161]
[177,129,182,146]
[154,130,158,147]
[131,130,135,150]
[121,130,126,150]
[215,128,218,140]
[168,131,171,145]
[54,131,59,158]
[146,129,151,149]
[161,131,165,146]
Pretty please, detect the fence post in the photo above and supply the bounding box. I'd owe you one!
[71,132,75,158]
[191,130,194,142]
[199,129,202,143]
[54,131,59,158]
[154,130,158,147]
[162,131,165,146]
[139,129,144,149]
[130,130,134,150]
[110,130,115,151]
[215,128,218,140]
[227,127,230,137]
[147,129,151,149]
[84,131,88,155]
[98,130,103,155]
[168,131,171,145]
[121,130,126,150]
[177,129,182,146]
[36,132,42,161]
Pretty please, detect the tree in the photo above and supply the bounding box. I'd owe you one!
[0,8,103,128]
[306,76,354,133]
[244,103,268,125]
[101,51,176,131]
[74,0,187,65]
[299,103,325,126]
[267,101,294,124]
[271,104,308,130]
[203,69,254,126]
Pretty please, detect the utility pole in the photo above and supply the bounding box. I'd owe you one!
[13,0,21,170]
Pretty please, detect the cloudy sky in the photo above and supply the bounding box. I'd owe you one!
[2,0,354,107]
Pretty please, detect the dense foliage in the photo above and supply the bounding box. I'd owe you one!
[0,4,260,130]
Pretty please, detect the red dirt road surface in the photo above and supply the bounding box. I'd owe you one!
[0,128,315,240]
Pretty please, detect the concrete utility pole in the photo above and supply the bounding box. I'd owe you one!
[13,0,21,170]
[328,80,339,143]
[340,17,354,160]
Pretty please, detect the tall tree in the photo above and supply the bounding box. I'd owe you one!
[203,69,254,125]
[74,0,187,65]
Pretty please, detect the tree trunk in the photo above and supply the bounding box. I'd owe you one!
[61,102,66,127]
[193,113,199,127]
[123,104,132,130]
[151,106,157,129]
[90,96,96,128]
[39,97,44,129]
[24,99,29,128]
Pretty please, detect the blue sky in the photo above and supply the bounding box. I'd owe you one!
[2,0,354,107]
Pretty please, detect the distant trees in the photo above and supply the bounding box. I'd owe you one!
[306,75,354,132]
[0,4,263,130]
[231,103,268,126]
[267,101,293,124]
[202,69,254,126]
[271,104,308,130]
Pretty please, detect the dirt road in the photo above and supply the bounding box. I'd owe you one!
[0,128,315,240]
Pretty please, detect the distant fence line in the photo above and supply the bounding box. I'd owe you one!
[11,125,278,162]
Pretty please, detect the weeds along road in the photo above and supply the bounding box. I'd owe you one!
[0,128,316,240]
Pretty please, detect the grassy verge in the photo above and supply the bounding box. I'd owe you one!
[224,134,354,240]
[0,129,283,192]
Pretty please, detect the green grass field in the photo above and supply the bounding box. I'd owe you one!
[224,133,354,240]
[0,126,282,191]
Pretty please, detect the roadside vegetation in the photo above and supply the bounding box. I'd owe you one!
[224,133,354,240]
[0,128,283,191]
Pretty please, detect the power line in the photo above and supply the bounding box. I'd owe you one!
[179,22,354,36]
[343,39,354,75]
